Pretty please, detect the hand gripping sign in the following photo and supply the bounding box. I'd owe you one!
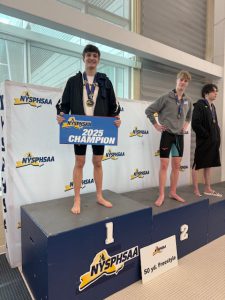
[60,115,118,146]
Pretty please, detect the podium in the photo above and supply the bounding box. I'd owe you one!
[152,199,209,258]
[21,190,152,300]
[207,183,225,242]
[21,183,225,299]
[122,185,211,258]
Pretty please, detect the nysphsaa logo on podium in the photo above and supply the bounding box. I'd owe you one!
[79,246,139,291]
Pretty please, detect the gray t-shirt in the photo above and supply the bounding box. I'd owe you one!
[145,90,192,134]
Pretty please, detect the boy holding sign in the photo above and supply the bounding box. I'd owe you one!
[56,45,121,214]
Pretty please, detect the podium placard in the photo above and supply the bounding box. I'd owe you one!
[140,235,178,283]
[60,114,118,145]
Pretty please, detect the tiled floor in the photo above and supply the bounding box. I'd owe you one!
[107,235,225,300]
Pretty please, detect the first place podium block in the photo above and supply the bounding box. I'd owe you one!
[21,190,153,300]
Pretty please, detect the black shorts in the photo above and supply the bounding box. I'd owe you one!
[159,131,184,158]
[74,144,105,156]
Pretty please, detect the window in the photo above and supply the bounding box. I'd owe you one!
[98,63,129,98]
[29,44,81,88]
[0,35,25,83]
[58,0,130,29]
[0,13,134,98]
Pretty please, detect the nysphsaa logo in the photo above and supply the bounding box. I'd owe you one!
[129,127,149,137]
[16,152,54,168]
[153,245,166,256]
[154,149,160,156]
[62,116,91,129]
[14,91,52,108]
[130,168,149,180]
[180,165,188,172]
[65,178,94,191]
[79,246,139,291]
[102,148,125,161]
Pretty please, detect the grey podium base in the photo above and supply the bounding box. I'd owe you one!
[122,182,225,215]
[21,190,149,236]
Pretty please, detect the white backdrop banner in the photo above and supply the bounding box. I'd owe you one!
[0,81,190,267]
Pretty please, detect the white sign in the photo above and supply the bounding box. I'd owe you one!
[140,235,178,283]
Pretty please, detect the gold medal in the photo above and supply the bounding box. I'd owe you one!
[86,99,94,107]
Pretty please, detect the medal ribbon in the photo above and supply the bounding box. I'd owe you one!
[83,72,97,101]
[175,94,185,119]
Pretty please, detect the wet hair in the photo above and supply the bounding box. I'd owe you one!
[82,44,101,58]
[176,70,192,81]
[201,83,218,98]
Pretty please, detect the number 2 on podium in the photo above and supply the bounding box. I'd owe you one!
[180,224,189,241]
[105,222,114,244]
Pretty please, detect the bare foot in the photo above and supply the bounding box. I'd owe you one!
[194,190,202,197]
[71,198,80,214]
[169,193,185,203]
[154,195,164,207]
[97,195,112,208]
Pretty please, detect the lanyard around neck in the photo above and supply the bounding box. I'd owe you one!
[174,91,185,119]
[83,72,98,107]
[83,72,98,99]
